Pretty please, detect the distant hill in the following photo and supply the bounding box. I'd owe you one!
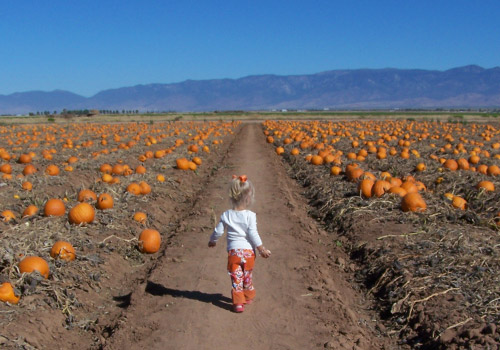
[2,65,500,114]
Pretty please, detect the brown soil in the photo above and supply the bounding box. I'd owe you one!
[0,122,396,349]
[98,123,394,350]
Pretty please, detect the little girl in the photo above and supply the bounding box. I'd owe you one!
[208,175,271,313]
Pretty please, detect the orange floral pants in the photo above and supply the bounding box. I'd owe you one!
[227,249,256,305]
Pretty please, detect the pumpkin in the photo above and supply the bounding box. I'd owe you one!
[176,158,190,170]
[50,241,76,261]
[477,181,495,192]
[0,163,12,174]
[358,179,374,198]
[78,189,97,202]
[127,183,142,195]
[188,161,197,171]
[45,164,60,176]
[0,282,20,304]
[401,181,418,194]
[139,181,151,195]
[135,165,146,174]
[275,147,285,155]
[68,202,95,225]
[330,166,342,176]
[1,210,16,222]
[133,212,147,224]
[192,157,202,165]
[112,164,125,175]
[22,205,39,217]
[372,180,391,198]
[443,159,458,171]
[21,181,32,191]
[102,174,114,183]
[96,193,114,209]
[290,148,300,156]
[139,229,161,254]
[310,155,323,165]
[100,164,112,174]
[44,199,66,216]
[452,196,467,210]
[457,158,470,170]
[17,153,32,164]
[22,164,37,176]
[487,165,500,176]
[388,186,407,197]
[415,163,426,172]
[18,256,49,279]
[401,192,426,212]
[347,167,364,182]
[156,174,165,182]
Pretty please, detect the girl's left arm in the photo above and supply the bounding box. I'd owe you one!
[247,212,263,248]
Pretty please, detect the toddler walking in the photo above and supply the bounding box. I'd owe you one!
[208,175,271,313]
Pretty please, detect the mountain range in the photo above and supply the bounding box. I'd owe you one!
[2,65,500,114]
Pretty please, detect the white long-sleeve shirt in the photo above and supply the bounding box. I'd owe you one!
[209,209,263,251]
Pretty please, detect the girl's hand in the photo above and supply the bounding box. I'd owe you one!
[208,241,216,248]
[257,246,271,258]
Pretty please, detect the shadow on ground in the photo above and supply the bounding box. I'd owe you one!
[145,280,233,311]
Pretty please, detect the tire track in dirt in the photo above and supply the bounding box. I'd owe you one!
[101,123,396,350]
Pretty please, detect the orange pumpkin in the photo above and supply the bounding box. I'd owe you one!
[176,158,190,170]
[133,212,147,224]
[44,199,66,216]
[0,163,12,174]
[17,153,32,164]
[139,229,161,254]
[135,165,146,174]
[443,159,458,171]
[372,180,391,198]
[22,205,39,217]
[127,183,142,195]
[100,163,113,174]
[0,282,20,304]
[188,161,197,171]
[45,164,60,176]
[401,181,418,194]
[358,179,374,198]
[401,192,426,212]
[78,189,97,202]
[452,196,467,210]
[388,186,407,197]
[112,164,125,175]
[68,202,95,225]
[330,166,342,176]
[139,181,151,195]
[50,241,76,261]
[18,256,49,279]
[96,193,114,209]
[487,165,500,176]
[21,181,33,191]
[477,181,495,192]
[1,210,16,222]
[22,164,37,176]
[192,157,202,165]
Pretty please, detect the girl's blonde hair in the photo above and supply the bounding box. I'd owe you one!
[229,176,254,208]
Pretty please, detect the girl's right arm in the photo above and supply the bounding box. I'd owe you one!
[208,214,225,247]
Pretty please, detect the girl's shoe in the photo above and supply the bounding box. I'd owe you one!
[233,304,244,313]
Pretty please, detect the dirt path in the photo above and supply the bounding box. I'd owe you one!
[102,123,394,350]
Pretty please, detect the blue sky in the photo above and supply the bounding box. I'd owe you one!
[1,0,499,96]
